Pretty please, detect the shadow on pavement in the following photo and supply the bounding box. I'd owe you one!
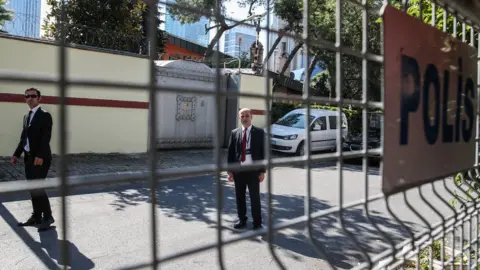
[0,204,94,269]
[0,203,61,269]
[106,176,417,269]
[1,172,412,269]
[39,227,95,270]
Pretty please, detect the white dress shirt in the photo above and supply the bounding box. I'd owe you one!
[240,125,253,165]
[24,104,40,152]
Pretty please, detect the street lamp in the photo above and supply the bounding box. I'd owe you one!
[224,58,242,74]
[237,36,243,57]
[273,48,279,72]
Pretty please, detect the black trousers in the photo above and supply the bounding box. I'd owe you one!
[24,153,52,219]
[233,171,262,226]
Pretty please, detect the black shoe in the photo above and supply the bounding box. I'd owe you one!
[253,224,263,230]
[18,214,41,227]
[42,215,55,225]
[233,221,247,229]
[37,215,55,231]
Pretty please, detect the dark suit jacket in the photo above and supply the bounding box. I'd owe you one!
[227,125,265,174]
[13,106,53,160]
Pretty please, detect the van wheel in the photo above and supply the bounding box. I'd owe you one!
[296,141,305,156]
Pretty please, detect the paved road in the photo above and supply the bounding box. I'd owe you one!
[0,156,465,270]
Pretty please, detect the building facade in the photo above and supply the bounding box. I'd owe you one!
[160,34,231,61]
[223,25,256,57]
[1,0,41,38]
[266,13,309,79]
[163,0,210,47]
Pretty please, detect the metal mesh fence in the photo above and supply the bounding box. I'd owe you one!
[0,0,480,269]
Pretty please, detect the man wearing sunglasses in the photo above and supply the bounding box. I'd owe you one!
[11,88,54,230]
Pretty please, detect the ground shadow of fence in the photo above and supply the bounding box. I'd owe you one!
[0,166,417,269]
[107,175,418,268]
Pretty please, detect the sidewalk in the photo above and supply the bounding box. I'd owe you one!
[0,149,228,182]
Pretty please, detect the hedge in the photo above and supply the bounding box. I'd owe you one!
[270,102,381,135]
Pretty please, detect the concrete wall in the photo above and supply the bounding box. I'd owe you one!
[237,74,273,129]
[0,36,150,156]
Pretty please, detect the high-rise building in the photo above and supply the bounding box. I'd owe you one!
[1,0,41,38]
[163,0,210,47]
[223,25,256,57]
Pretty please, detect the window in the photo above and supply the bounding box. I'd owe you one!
[275,113,315,129]
[281,41,287,53]
[328,116,337,129]
[312,117,327,131]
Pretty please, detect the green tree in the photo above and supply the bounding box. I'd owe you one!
[167,0,267,58]
[0,0,13,33]
[42,0,166,56]
[397,0,478,45]
[273,0,383,101]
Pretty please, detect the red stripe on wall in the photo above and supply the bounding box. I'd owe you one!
[251,109,265,115]
[0,93,149,109]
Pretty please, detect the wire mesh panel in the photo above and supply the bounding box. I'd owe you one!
[0,0,480,269]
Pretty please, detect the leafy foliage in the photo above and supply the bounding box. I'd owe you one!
[390,0,478,45]
[0,0,13,29]
[42,0,166,55]
[449,170,480,210]
[273,0,383,101]
[399,239,473,270]
[310,71,331,97]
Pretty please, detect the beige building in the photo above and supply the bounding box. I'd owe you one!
[0,36,292,156]
[0,36,150,157]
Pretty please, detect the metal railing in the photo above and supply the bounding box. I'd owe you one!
[0,0,479,269]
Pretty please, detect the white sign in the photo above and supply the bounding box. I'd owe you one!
[383,5,478,195]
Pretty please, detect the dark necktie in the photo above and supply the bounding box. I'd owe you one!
[241,128,247,162]
[25,110,33,129]
[24,110,33,148]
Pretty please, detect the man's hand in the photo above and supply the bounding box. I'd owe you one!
[259,172,265,182]
[227,172,234,182]
[10,156,18,166]
[34,157,43,166]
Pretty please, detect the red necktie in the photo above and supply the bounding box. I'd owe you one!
[241,128,247,162]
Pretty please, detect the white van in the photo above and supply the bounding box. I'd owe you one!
[267,108,349,156]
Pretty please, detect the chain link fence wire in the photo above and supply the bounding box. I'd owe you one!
[0,0,480,269]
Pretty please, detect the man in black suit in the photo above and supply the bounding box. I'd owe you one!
[11,88,55,229]
[227,108,265,230]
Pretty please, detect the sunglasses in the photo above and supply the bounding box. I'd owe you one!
[24,94,38,99]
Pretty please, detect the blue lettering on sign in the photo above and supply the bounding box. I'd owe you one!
[399,53,475,145]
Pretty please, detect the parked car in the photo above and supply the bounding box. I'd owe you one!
[266,108,349,156]
[342,129,381,155]
[342,113,382,158]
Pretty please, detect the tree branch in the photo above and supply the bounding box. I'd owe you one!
[247,0,258,16]
[204,12,266,58]
[279,41,303,76]
[262,26,291,70]
[204,26,227,59]
[227,12,266,30]
[307,54,319,81]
